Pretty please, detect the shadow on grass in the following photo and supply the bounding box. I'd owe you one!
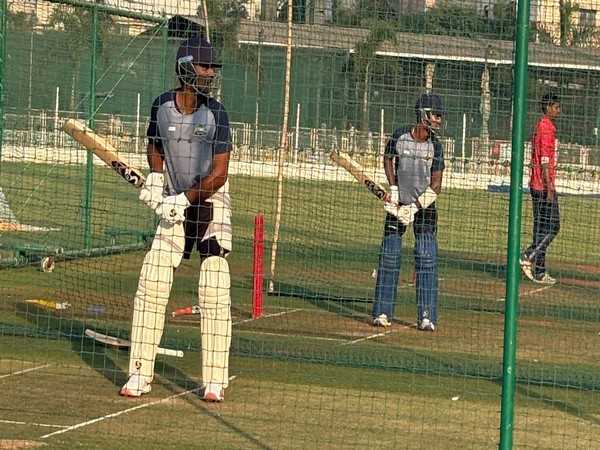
[156,360,275,450]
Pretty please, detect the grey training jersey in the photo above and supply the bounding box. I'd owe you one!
[147,90,231,195]
[385,127,444,205]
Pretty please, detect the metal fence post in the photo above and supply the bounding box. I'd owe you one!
[499,0,531,448]
[83,4,98,249]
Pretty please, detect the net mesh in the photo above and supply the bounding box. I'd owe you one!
[1,0,600,448]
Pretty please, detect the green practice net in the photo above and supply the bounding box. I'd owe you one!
[1,1,599,449]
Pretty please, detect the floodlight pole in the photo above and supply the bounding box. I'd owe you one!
[499,0,531,448]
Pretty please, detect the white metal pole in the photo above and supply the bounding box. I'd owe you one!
[54,86,60,147]
[294,103,301,156]
[462,112,467,173]
[379,108,385,158]
[135,92,141,152]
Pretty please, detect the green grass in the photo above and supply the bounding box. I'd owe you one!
[1,160,600,448]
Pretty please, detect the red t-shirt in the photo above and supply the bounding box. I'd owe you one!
[529,116,557,191]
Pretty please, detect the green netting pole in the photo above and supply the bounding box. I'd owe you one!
[0,0,6,164]
[160,16,168,90]
[499,0,530,448]
[83,5,98,249]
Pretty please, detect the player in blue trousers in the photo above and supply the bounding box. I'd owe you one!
[371,93,445,332]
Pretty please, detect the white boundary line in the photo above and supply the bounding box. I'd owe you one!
[340,329,394,346]
[40,388,200,439]
[40,375,237,440]
[233,308,302,326]
[236,329,345,343]
[495,285,554,302]
[0,364,51,379]
[0,419,68,429]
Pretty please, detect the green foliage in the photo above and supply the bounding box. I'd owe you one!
[201,0,257,67]
[6,10,34,31]
[353,20,398,76]
[47,4,116,61]
[559,0,579,46]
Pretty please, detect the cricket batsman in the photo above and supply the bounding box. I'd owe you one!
[371,93,445,331]
[120,36,233,402]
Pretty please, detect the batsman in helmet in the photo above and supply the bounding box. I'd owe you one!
[372,93,445,331]
[120,36,232,402]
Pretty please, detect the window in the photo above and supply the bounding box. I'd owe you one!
[579,9,596,28]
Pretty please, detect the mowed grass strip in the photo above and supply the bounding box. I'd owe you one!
[1,353,599,450]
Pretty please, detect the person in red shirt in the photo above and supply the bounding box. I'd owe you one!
[520,93,561,285]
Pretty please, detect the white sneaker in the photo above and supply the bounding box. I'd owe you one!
[203,382,224,402]
[372,314,391,327]
[119,374,152,397]
[520,256,535,281]
[534,273,556,285]
[418,318,436,332]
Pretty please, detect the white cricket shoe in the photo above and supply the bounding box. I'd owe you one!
[119,374,152,397]
[534,273,556,286]
[520,256,535,281]
[203,382,224,402]
[372,314,391,327]
[418,318,436,332]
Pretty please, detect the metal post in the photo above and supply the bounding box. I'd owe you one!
[379,108,385,157]
[0,0,6,164]
[294,103,301,152]
[499,0,531,448]
[254,30,263,159]
[0,0,8,167]
[83,5,98,249]
[462,113,467,173]
[160,16,169,90]
[135,92,141,152]
[54,86,60,147]
[27,15,37,113]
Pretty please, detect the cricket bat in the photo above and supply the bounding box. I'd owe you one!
[329,152,388,201]
[63,119,146,188]
[84,329,183,358]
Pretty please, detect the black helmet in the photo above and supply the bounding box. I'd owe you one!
[175,36,221,92]
[415,93,445,135]
[415,93,445,120]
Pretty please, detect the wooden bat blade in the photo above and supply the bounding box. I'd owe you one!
[63,119,146,188]
[84,329,184,357]
[330,152,387,201]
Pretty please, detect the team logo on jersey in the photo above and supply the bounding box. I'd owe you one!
[193,124,207,137]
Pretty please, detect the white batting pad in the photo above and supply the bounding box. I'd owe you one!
[128,225,182,380]
[204,181,232,252]
[198,256,232,388]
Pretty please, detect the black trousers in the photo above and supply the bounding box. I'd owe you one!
[524,189,560,277]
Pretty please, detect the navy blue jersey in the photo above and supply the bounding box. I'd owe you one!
[384,127,444,205]
[147,90,231,196]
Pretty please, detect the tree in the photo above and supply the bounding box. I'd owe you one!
[559,0,578,46]
[353,20,397,131]
[6,10,34,31]
[48,3,115,111]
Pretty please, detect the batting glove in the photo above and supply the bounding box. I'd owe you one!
[139,172,164,210]
[384,202,418,226]
[155,192,190,224]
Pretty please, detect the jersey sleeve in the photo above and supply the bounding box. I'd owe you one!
[212,102,232,154]
[146,96,162,149]
[431,139,445,172]
[384,128,404,158]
